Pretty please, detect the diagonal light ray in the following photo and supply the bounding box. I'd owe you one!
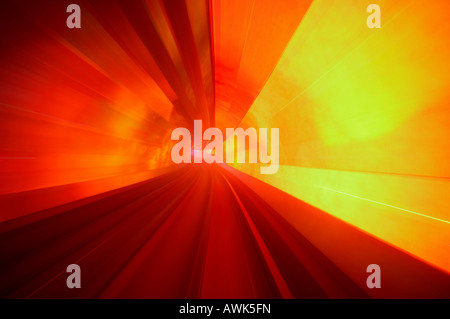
[271,0,418,119]
[319,186,450,225]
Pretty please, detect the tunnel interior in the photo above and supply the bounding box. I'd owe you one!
[0,0,449,298]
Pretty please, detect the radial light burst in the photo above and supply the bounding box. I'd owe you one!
[0,0,449,299]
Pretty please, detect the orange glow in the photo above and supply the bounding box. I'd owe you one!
[233,0,450,273]
[0,0,449,299]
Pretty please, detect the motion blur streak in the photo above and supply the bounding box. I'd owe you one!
[0,0,449,298]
